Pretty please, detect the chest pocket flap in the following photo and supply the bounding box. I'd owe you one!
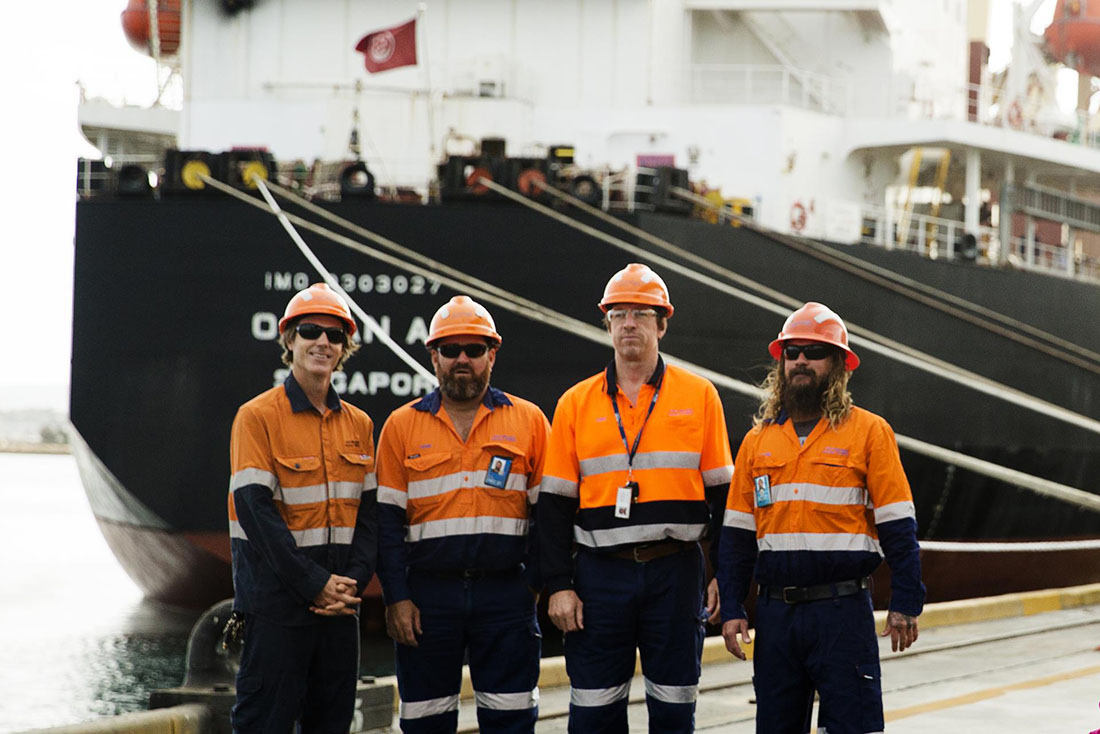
[274,455,321,472]
[482,441,528,475]
[340,452,374,470]
[403,451,452,475]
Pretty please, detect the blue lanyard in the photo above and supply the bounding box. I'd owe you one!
[610,370,664,481]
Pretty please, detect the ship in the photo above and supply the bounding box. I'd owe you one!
[72,0,1100,610]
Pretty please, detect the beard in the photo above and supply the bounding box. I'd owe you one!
[439,364,489,402]
[781,366,828,416]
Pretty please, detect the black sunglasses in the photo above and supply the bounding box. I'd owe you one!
[783,343,837,361]
[295,323,347,344]
[436,343,489,359]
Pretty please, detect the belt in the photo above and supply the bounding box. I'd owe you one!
[760,577,870,604]
[412,566,522,580]
[609,539,696,563]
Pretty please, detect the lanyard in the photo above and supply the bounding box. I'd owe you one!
[610,370,664,482]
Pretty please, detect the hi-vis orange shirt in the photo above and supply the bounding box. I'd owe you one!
[718,406,924,620]
[375,387,550,603]
[538,359,733,594]
[228,375,377,625]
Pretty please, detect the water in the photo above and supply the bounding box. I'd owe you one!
[0,452,401,733]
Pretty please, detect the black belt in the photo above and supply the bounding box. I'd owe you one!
[609,539,696,563]
[412,566,522,580]
[760,577,870,604]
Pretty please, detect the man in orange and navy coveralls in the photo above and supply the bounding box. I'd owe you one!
[376,295,550,734]
[538,263,734,734]
[719,302,924,734]
[227,282,377,734]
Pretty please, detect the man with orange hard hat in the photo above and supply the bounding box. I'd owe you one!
[376,295,550,734]
[718,301,924,734]
[227,282,378,733]
[539,263,734,733]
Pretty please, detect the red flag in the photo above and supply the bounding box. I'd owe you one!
[355,18,417,73]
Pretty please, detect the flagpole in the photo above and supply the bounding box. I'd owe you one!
[417,3,437,160]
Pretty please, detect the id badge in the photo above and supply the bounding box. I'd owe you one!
[485,456,513,489]
[614,481,639,519]
[754,475,773,508]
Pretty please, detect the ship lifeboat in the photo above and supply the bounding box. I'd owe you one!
[121,0,181,57]
[1043,0,1100,77]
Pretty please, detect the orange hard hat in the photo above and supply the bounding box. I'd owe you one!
[278,282,357,336]
[426,295,502,346]
[768,302,860,370]
[598,263,674,317]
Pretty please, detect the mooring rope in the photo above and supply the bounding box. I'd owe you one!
[200,176,1100,515]
[481,178,1100,437]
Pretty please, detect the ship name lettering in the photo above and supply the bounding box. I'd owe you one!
[272,369,434,398]
[251,312,431,346]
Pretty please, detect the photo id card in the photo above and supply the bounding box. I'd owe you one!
[754,475,773,507]
[485,456,513,489]
[614,481,639,519]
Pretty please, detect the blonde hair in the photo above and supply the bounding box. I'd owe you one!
[752,353,852,431]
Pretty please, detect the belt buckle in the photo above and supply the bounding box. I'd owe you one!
[632,546,645,562]
[781,586,799,604]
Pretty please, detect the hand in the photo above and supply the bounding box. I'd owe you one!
[547,590,584,633]
[385,599,422,647]
[310,574,360,616]
[704,577,721,625]
[881,610,919,652]
[722,618,751,661]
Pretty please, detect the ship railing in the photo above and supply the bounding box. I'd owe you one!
[856,203,1100,283]
[684,64,851,115]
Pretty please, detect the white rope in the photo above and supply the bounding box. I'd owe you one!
[201,177,1100,515]
[246,175,437,385]
[484,178,1100,437]
[673,186,1100,370]
[920,539,1100,552]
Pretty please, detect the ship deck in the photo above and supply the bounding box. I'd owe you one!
[440,587,1100,733]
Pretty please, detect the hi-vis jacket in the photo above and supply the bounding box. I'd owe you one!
[375,386,551,603]
[228,375,378,626]
[718,406,925,621]
[539,358,734,595]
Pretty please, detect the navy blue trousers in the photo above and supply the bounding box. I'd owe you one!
[752,591,884,734]
[395,571,541,734]
[565,547,706,734]
[231,613,359,734]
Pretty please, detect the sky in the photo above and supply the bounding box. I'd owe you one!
[0,0,1077,412]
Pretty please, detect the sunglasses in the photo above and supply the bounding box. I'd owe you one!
[295,323,348,344]
[436,343,489,359]
[783,343,837,361]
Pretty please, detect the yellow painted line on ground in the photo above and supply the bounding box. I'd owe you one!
[884,664,1100,721]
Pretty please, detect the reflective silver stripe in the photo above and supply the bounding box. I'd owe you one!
[643,678,697,703]
[290,526,355,547]
[770,483,867,506]
[331,480,367,501]
[229,519,247,540]
[279,483,327,505]
[408,470,527,500]
[701,465,733,486]
[874,500,916,523]
[473,688,539,710]
[723,509,756,531]
[759,532,882,555]
[579,450,701,477]
[407,516,528,542]
[378,486,407,510]
[363,473,378,492]
[400,694,459,719]
[230,467,276,492]
[541,475,579,498]
[570,682,631,707]
[573,523,706,548]
[527,483,540,504]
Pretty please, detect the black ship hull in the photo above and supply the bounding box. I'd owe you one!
[71,195,1100,609]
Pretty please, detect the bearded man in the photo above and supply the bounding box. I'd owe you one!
[717,302,924,734]
[375,295,550,734]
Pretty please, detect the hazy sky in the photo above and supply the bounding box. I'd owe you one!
[0,0,1072,411]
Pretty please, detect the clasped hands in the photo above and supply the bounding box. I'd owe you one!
[309,574,361,616]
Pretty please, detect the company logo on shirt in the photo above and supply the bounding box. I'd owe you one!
[668,408,694,416]
[491,434,517,442]
[822,446,850,457]
[345,439,361,448]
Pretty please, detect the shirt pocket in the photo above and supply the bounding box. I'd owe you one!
[272,455,322,494]
[481,441,529,487]
[805,455,867,515]
[403,451,455,508]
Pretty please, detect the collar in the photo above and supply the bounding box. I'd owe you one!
[605,355,665,396]
[283,373,343,414]
[412,385,513,414]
